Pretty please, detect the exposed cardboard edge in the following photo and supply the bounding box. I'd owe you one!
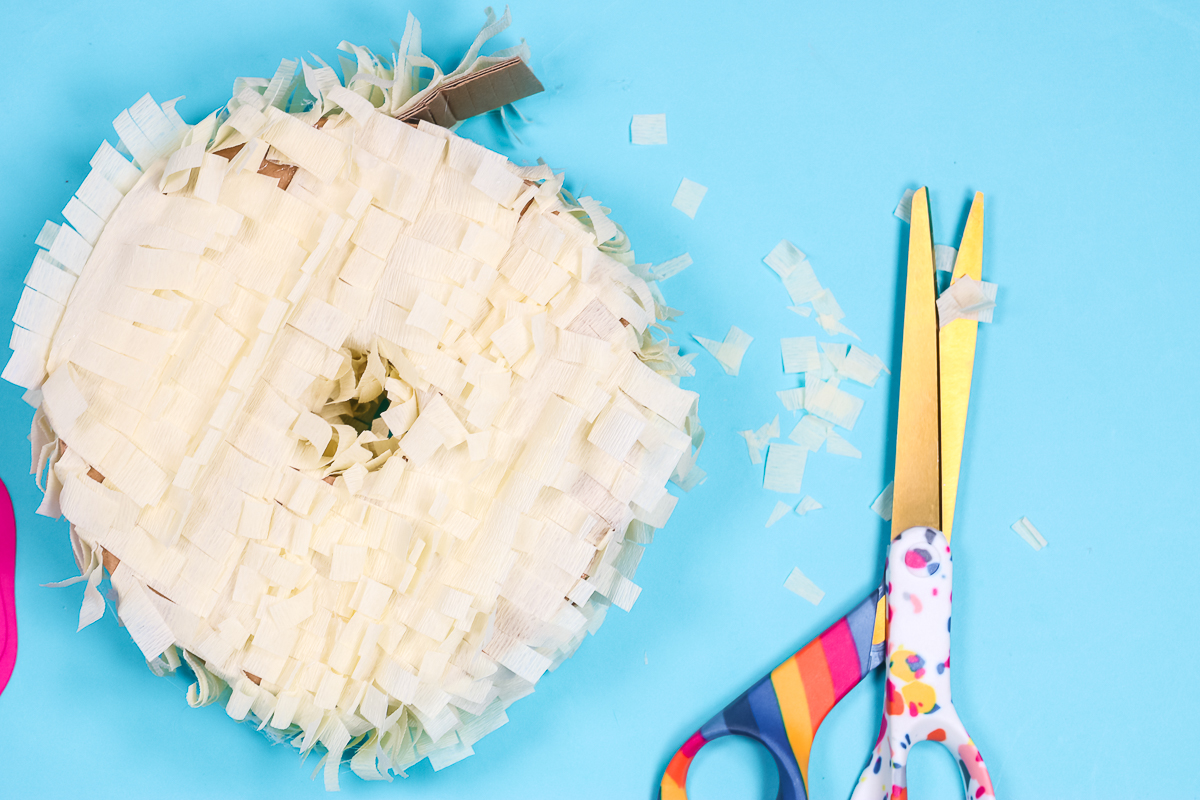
[399,56,544,126]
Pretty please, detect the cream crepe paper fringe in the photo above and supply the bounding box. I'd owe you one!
[9,8,702,789]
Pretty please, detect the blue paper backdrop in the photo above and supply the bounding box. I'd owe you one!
[1,1,1197,798]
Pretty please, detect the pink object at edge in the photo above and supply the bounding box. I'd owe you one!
[0,478,16,696]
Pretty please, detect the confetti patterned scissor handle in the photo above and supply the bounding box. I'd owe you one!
[659,586,886,800]
[850,526,994,800]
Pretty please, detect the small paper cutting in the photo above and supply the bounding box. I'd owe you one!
[934,244,958,273]
[764,239,806,279]
[782,262,822,305]
[631,114,668,145]
[781,336,820,374]
[738,415,779,465]
[776,388,805,412]
[805,378,864,431]
[694,326,753,376]
[1011,517,1048,551]
[672,178,707,219]
[871,482,895,521]
[787,415,830,451]
[763,444,807,494]
[837,346,888,387]
[765,501,791,528]
[938,275,998,326]
[784,567,824,605]
[894,189,915,223]
[651,253,692,281]
[794,496,822,516]
[826,432,862,458]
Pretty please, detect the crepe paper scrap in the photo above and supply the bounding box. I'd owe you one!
[938,275,998,326]
[787,415,831,451]
[776,387,805,412]
[1011,517,1048,551]
[871,482,895,521]
[821,341,848,373]
[782,261,822,306]
[784,567,825,605]
[763,444,808,493]
[765,501,792,528]
[816,314,859,339]
[578,195,618,243]
[894,188,915,223]
[693,326,753,376]
[811,289,844,322]
[673,465,707,492]
[739,431,765,464]
[764,239,806,279]
[934,244,958,273]
[738,415,780,464]
[4,10,705,783]
[788,305,813,317]
[826,432,862,458]
[781,336,820,374]
[651,252,692,281]
[672,178,708,219]
[837,345,889,388]
[631,114,668,145]
[805,378,865,430]
[794,496,823,516]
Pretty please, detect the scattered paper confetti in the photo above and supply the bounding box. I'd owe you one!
[765,501,792,528]
[837,345,888,387]
[894,188,915,223]
[764,239,807,278]
[750,214,897,517]
[672,178,707,219]
[871,482,895,521]
[782,262,822,305]
[826,432,862,458]
[694,326,753,376]
[794,496,823,515]
[938,275,998,326]
[781,336,820,374]
[804,378,864,431]
[784,567,825,605]
[817,314,859,339]
[739,415,779,464]
[821,341,848,373]
[764,443,808,493]
[1011,517,1048,551]
[776,387,805,412]
[934,244,958,273]
[811,289,845,321]
[630,114,668,145]
[788,415,831,451]
[651,252,692,281]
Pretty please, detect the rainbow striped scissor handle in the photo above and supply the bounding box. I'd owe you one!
[659,586,886,800]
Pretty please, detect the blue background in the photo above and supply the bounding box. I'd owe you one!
[1,1,1198,797]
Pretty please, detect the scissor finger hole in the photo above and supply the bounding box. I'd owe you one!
[899,740,968,799]
[684,735,779,800]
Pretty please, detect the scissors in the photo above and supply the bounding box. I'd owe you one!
[659,189,995,800]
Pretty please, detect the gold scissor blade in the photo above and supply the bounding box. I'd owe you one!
[891,187,941,540]
[938,192,984,542]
